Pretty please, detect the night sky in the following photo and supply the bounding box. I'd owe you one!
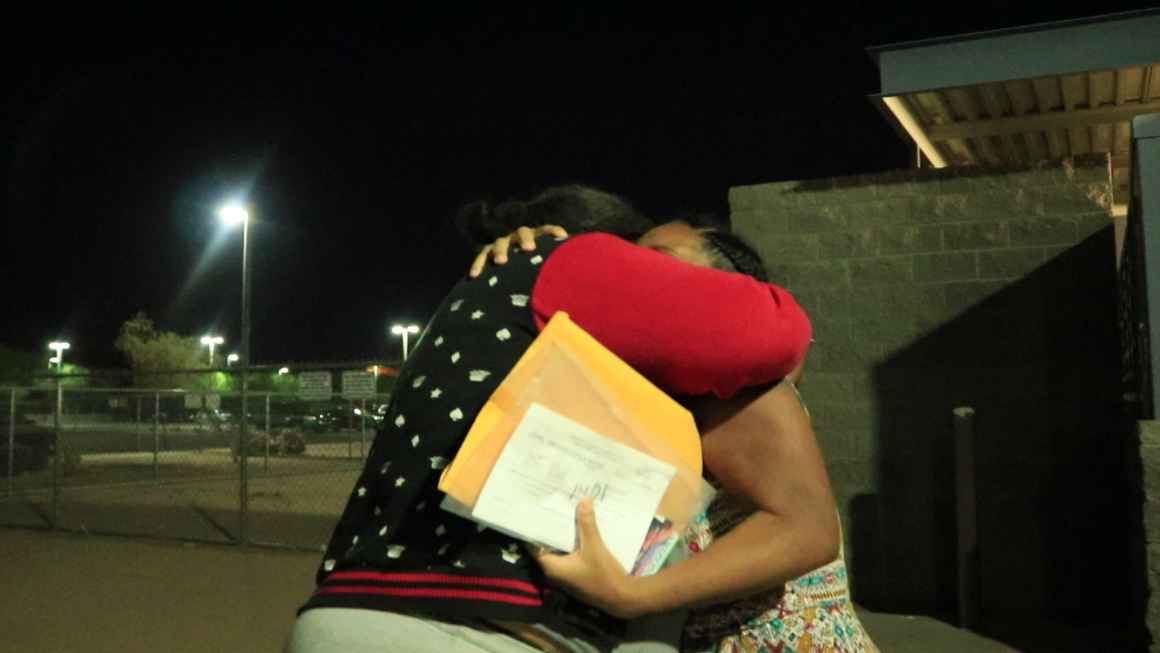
[4,5,1155,368]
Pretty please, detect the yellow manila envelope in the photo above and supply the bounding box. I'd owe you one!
[438,312,709,532]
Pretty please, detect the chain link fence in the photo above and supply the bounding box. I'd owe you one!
[1,365,392,551]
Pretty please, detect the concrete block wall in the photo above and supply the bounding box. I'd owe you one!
[1136,421,1160,652]
[731,155,1140,641]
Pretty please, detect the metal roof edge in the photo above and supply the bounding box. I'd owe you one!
[866,8,1160,65]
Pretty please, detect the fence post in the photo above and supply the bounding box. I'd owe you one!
[265,393,271,473]
[153,392,160,482]
[953,406,979,630]
[6,388,15,500]
[51,380,62,529]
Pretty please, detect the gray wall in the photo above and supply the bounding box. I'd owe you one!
[731,154,1138,641]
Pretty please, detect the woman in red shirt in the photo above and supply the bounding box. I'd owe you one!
[481,220,877,652]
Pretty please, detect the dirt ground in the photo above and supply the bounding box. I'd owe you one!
[2,445,1142,652]
[0,527,1027,653]
[3,445,362,549]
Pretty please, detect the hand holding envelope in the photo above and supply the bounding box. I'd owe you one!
[438,312,714,573]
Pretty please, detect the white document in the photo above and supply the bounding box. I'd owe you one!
[470,402,677,573]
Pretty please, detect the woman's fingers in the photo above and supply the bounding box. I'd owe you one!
[540,225,569,240]
[467,225,570,278]
[468,245,494,278]
[515,226,537,250]
[492,235,512,264]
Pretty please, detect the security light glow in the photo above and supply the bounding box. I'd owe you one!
[218,204,249,227]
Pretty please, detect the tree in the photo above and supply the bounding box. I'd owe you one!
[114,312,204,389]
[0,344,41,385]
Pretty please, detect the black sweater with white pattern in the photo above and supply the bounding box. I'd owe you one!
[299,236,620,635]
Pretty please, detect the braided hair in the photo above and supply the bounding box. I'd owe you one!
[700,229,769,283]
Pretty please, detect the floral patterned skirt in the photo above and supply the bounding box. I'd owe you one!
[681,512,878,653]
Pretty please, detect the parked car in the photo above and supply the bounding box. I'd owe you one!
[231,428,306,459]
[302,410,342,433]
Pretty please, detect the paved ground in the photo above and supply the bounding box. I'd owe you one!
[2,527,1026,653]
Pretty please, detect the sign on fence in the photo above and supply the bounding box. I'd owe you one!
[183,393,220,410]
[298,372,334,401]
[341,371,376,399]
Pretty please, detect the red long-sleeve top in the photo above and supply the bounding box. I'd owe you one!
[531,233,812,398]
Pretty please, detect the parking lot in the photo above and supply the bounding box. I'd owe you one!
[3,441,363,549]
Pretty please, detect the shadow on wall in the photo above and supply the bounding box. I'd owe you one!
[847,226,1144,650]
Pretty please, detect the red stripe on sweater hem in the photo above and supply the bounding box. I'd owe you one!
[325,571,541,596]
[316,585,544,607]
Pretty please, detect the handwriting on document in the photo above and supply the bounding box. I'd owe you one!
[470,402,676,572]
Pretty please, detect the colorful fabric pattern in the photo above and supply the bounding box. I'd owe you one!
[681,509,877,653]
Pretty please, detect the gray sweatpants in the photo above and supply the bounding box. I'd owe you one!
[285,608,683,653]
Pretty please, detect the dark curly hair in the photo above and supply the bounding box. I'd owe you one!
[454,184,656,247]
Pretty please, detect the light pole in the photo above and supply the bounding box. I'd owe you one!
[226,353,239,367]
[48,342,70,372]
[391,324,420,360]
[200,335,224,366]
[218,202,252,544]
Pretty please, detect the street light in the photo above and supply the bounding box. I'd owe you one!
[218,201,252,542]
[226,353,239,367]
[278,367,290,376]
[200,335,224,366]
[47,341,70,372]
[391,324,420,360]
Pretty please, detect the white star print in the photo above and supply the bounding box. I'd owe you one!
[438,543,450,556]
[530,255,543,265]
[429,388,443,399]
[374,506,382,516]
[470,310,484,320]
[352,535,359,545]
[323,559,336,572]
[510,294,529,307]
[380,461,391,475]
[379,525,388,536]
[450,351,461,364]
[415,501,427,512]
[501,545,522,564]
[468,369,491,382]
[387,545,406,559]
[412,375,426,388]
[411,435,420,447]
[450,408,464,421]
[429,456,447,469]
[488,276,498,287]
[357,486,366,497]
[435,524,446,537]
[395,477,406,487]
[453,560,466,568]
[434,336,444,347]
[450,300,463,312]
[395,415,405,428]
